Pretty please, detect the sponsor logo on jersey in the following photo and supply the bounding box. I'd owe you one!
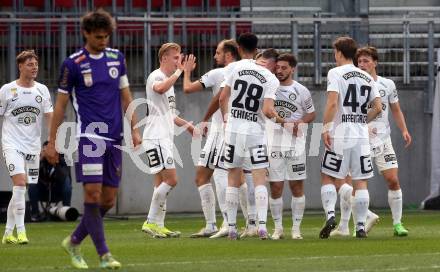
[342,71,371,83]
[74,54,86,64]
[28,169,39,176]
[109,67,119,79]
[105,51,118,59]
[384,154,397,163]
[35,95,42,103]
[80,62,91,69]
[292,163,305,172]
[276,109,291,118]
[107,61,120,66]
[274,100,297,112]
[8,164,15,172]
[168,96,176,110]
[19,114,37,125]
[82,73,93,87]
[11,106,40,116]
[238,70,267,83]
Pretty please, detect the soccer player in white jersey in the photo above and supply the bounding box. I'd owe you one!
[1,50,53,244]
[219,32,283,240]
[182,39,241,238]
[331,46,412,238]
[267,53,316,240]
[356,46,411,236]
[141,43,195,238]
[336,46,412,236]
[320,37,382,239]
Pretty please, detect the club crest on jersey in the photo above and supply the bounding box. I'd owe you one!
[83,73,93,87]
[289,93,297,101]
[379,90,386,97]
[167,157,174,164]
[109,67,119,79]
[35,95,42,103]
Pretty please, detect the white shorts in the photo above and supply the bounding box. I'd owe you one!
[321,138,374,180]
[142,138,175,174]
[197,131,222,170]
[371,136,398,173]
[268,145,307,181]
[3,149,40,184]
[223,132,269,170]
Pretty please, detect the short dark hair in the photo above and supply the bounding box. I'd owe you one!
[16,50,38,66]
[81,9,115,34]
[261,48,279,61]
[222,39,240,60]
[237,32,258,53]
[355,46,379,63]
[277,53,297,68]
[333,36,358,60]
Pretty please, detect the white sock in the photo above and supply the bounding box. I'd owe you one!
[5,195,15,236]
[239,182,248,223]
[147,182,172,224]
[255,185,268,230]
[351,195,356,229]
[354,189,370,231]
[321,184,337,220]
[226,186,239,231]
[157,199,166,228]
[198,183,216,230]
[338,183,353,231]
[269,197,283,230]
[388,189,403,225]
[245,173,257,226]
[291,195,305,232]
[213,169,228,227]
[13,186,26,234]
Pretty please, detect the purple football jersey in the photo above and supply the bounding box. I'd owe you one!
[57,47,127,141]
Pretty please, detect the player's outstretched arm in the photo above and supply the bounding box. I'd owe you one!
[390,102,412,148]
[367,97,382,123]
[183,54,202,93]
[121,87,142,148]
[154,54,184,94]
[46,93,70,164]
[174,116,196,136]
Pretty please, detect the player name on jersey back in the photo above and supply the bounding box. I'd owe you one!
[224,59,279,135]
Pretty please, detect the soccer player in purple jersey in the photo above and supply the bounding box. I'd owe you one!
[46,10,141,269]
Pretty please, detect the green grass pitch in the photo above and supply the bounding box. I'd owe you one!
[1,210,439,272]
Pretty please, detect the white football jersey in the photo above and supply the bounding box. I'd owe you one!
[0,80,53,154]
[224,59,279,135]
[267,81,315,148]
[199,67,225,133]
[368,76,399,147]
[326,64,380,139]
[143,69,176,140]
